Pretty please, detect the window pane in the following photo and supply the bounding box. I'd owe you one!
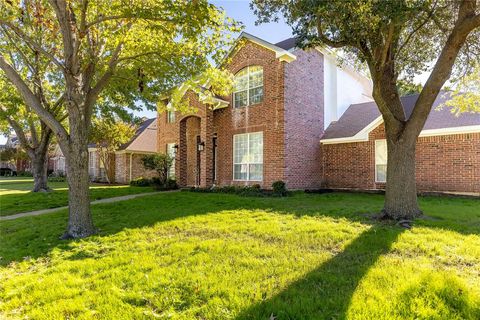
[167,111,175,123]
[234,91,248,108]
[376,165,387,182]
[375,140,387,165]
[249,87,264,105]
[249,164,263,181]
[234,70,248,91]
[234,164,248,180]
[234,134,248,163]
[249,68,263,88]
[249,132,263,163]
[167,143,176,178]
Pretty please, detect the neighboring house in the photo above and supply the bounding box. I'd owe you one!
[51,144,66,175]
[157,32,372,189]
[115,118,158,184]
[320,93,480,193]
[0,133,32,172]
[156,32,479,193]
[51,118,158,183]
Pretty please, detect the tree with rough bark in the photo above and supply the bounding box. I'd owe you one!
[89,117,135,183]
[0,75,64,191]
[252,0,480,220]
[0,0,240,239]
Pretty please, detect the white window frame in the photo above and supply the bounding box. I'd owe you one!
[233,132,263,181]
[167,143,176,179]
[167,110,175,123]
[375,139,387,183]
[89,151,96,177]
[233,66,264,108]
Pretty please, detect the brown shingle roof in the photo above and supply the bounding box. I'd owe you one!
[322,93,480,140]
[119,118,157,153]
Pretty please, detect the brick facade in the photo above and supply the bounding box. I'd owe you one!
[114,153,157,184]
[322,123,480,193]
[158,41,290,188]
[284,49,325,189]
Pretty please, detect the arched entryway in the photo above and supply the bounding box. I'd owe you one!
[178,116,201,187]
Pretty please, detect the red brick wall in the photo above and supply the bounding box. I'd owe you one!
[284,49,325,189]
[114,153,157,184]
[158,41,287,188]
[213,41,287,188]
[322,123,480,193]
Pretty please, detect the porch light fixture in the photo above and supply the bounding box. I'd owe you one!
[173,144,179,154]
[197,141,205,152]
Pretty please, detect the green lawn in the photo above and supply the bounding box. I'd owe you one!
[0,192,479,319]
[0,177,155,216]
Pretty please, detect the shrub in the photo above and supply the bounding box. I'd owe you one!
[141,153,173,186]
[17,171,33,177]
[48,176,66,182]
[153,178,178,191]
[272,180,287,196]
[130,177,152,187]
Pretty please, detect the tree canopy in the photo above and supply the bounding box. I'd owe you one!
[0,0,241,238]
[252,0,480,220]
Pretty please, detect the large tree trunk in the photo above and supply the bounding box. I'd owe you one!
[31,150,49,192]
[61,104,95,239]
[62,141,95,238]
[382,133,422,220]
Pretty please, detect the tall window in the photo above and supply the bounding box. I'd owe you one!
[375,140,387,183]
[167,110,175,123]
[89,151,96,177]
[233,66,264,108]
[233,132,263,181]
[167,143,176,179]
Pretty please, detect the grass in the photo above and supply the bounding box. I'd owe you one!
[0,192,479,319]
[0,177,155,216]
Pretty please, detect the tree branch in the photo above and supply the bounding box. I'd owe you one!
[0,21,65,71]
[0,108,34,154]
[0,55,69,142]
[404,2,480,139]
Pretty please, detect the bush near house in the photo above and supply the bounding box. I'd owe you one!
[186,181,289,197]
[130,177,178,190]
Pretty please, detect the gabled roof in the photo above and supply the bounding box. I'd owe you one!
[118,118,157,153]
[222,32,297,64]
[321,93,480,143]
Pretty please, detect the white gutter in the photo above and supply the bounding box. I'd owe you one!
[321,120,480,145]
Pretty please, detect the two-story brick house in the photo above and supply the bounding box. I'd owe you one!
[157,32,373,189]
[156,32,479,193]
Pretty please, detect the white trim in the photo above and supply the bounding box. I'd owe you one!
[320,117,480,145]
[232,131,264,182]
[419,125,480,137]
[233,66,264,108]
[221,32,296,65]
[374,139,387,183]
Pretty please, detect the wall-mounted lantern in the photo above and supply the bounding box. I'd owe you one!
[173,144,179,154]
[197,141,205,152]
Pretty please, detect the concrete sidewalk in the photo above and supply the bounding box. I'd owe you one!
[1,191,166,221]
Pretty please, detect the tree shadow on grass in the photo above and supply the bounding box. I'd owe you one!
[0,192,476,267]
[235,225,404,320]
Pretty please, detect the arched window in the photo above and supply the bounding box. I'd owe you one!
[233,66,263,108]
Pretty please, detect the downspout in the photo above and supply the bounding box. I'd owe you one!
[129,152,133,182]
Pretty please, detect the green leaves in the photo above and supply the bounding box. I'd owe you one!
[441,64,480,115]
